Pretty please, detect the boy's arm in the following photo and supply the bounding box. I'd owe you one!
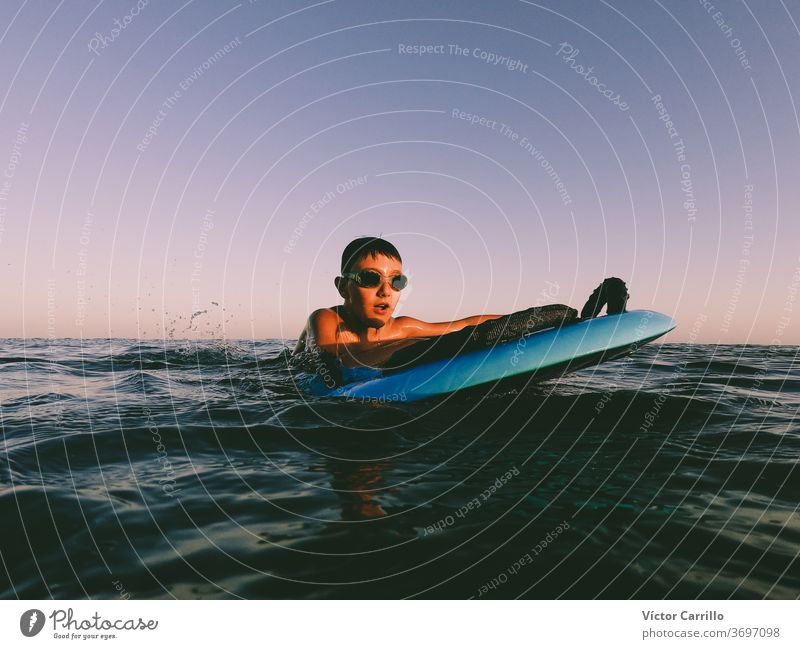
[292,327,308,354]
[292,309,336,354]
[395,314,503,338]
[304,308,341,352]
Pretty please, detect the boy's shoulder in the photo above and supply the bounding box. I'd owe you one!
[306,307,360,344]
[392,315,421,324]
[391,315,418,329]
[391,315,438,338]
[308,306,344,326]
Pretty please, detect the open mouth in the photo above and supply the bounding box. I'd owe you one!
[374,303,390,313]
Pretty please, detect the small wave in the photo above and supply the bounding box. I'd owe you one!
[0,356,50,365]
[683,360,762,375]
[109,370,174,394]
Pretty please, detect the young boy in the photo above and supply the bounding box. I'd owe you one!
[293,236,628,369]
[293,237,503,368]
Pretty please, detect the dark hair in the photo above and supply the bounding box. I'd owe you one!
[340,237,402,274]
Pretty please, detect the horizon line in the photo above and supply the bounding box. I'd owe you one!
[0,336,792,347]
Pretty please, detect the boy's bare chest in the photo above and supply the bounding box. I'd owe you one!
[332,318,407,344]
[334,323,404,343]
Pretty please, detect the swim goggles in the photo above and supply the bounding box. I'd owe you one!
[342,270,408,290]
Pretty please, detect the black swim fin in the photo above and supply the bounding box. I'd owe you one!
[580,277,629,319]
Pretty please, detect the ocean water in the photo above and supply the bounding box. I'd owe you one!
[1,338,798,599]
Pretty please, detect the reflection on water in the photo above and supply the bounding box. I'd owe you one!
[328,460,390,521]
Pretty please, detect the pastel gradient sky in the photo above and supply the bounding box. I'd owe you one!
[2,0,799,343]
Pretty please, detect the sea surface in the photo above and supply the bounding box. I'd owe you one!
[1,338,798,599]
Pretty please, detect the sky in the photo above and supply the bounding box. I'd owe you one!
[1,0,799,344]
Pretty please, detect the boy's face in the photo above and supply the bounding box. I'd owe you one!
[337,253,403,329]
